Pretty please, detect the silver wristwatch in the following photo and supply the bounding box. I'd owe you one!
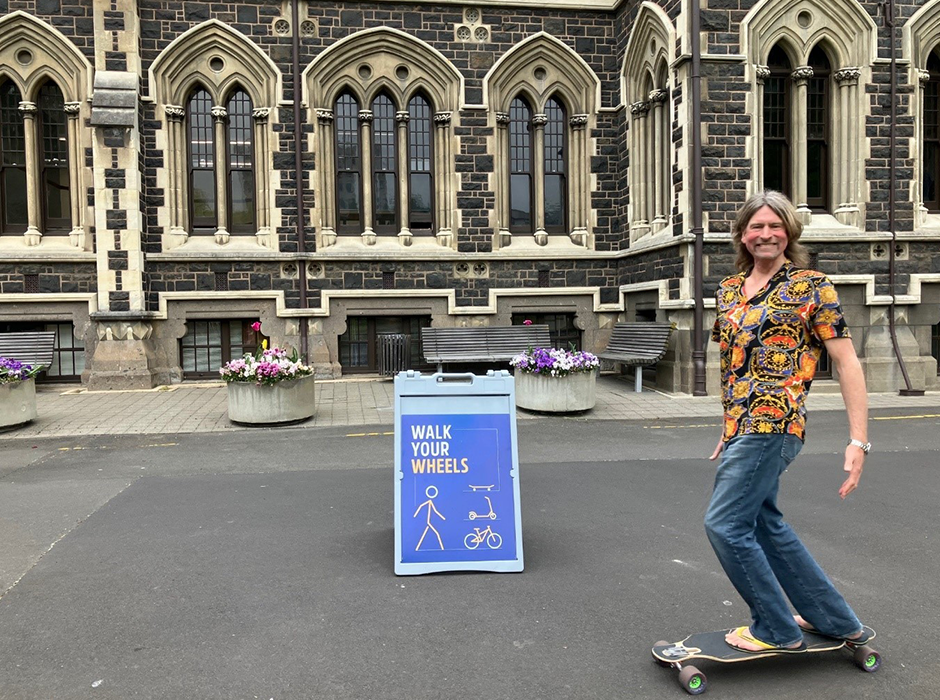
[848,438,871,454]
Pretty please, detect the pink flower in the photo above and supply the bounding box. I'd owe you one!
[251,321,262,332]
[523,319,533,326]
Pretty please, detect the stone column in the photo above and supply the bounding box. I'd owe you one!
[630,100,651,239]
[569,114,589,246]
[433,111,453,247]
[315,109,336,246]
[252,107,272,247]
[164,105,187,246]
[916,69,931,228]
[834,67,861,227]
[754,65,770,192]
[358,109,375,245]
[18,101,41,245]
[211,105,229,244]
[650,89,668,232]
[791,66,813,224]
[495,111,511,248]
[532,112,548,245]
[64,101,86,248]
[395,110,412,246]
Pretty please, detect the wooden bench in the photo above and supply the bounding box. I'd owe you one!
[0,331,57,371]
[421,325,552,373]
[598,322,674,392]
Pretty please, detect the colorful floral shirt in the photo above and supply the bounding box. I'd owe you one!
[711,261,850,442]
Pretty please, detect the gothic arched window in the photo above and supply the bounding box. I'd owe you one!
[371,93,397,234]
[806,45,831,211]
[37,82,70,232]
[187,88,216,233]
[407,94,433,232]
[0,81,27,234]
[763,44,791,198]
[335,92,362,234]
[544,96,567,234]
[226,90,255,233]
[509,97,534,233]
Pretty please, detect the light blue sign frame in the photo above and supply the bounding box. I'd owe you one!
[394,370,524,576]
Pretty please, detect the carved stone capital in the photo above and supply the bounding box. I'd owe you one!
[630,100,650,117]
[569,114,589,129]
[211,106,228,121]
[791,66,814,85]
[531,113,548,127]
[252,107,271,122]
[358,109,373,123]
[18,101,37,117]
[834,67,861,85]
[755,64,771,84]
[96,321,154,342]
[316,109,334,124]
[433,111,452,126]
[64,101,82,116]
[648,89,667,104]
[395,110,410,124]
[495,111,510,126]
[165,105,185,121]
[919,69,932,87]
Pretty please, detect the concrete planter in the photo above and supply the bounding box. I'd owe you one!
[226,375,316,425]
[514,370,596,413]
[0,379,38,429]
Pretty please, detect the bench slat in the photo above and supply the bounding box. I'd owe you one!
[598,322,673,367]
[421,325,551,365]
[0,331,57,368]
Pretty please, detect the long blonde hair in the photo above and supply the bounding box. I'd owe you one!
[731,190,810,271]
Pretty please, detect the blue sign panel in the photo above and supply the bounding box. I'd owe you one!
[394,371,524,575]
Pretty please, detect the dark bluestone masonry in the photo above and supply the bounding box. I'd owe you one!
[0,0,939,392]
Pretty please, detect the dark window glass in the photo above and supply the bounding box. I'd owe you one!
[763,45,791,197]
[511,312,581,350]
[226,90,255,233]
[807,45,830,210]
[509,97,533,233]
[372,94,397,233]
[338,316,433,373]
[408,94,433,231]
[544,97,567,233]
[924,52,940,211]
[0,321,85,382]
[335,93,362,233]
[38,82,70,232]
[0,81,27,234]
[180,320,264,379]
[188,88,216,233]
[932,323,940,375]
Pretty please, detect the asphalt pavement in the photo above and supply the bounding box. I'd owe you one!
[1,378,939,699]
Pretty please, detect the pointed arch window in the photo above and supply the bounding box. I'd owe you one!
[806,46,831,210]
[509,97,534,233]
[226,90,255,233]
[187,88,216,233]
[763,45,791,198]
[38,83,70,232]
[0,81,27,234]
[371,93,397,233]
[408,94,433,232]
[335,92,362,234]
[544,97,567,234]
[924,51,940,212]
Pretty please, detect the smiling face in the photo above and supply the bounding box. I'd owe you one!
[741,205,789,269]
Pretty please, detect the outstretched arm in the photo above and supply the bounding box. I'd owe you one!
[823,337,868,499]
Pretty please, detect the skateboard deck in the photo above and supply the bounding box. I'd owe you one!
[652,626,880,695]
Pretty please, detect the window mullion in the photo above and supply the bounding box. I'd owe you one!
[18,101,41,244]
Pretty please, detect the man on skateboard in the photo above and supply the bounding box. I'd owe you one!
[707,190,873,653]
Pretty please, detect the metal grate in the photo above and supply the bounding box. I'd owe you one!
[538,269,550,287]
[24,274,39,293]
[215,272,229,291]
[383,270,395,289]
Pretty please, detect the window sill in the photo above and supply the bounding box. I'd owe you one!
[159,229,279,256]
[0,235,95,261]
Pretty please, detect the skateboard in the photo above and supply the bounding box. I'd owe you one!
[651,626,881,695]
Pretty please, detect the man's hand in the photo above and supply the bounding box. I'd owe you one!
[839,445,865,499]
[709,438,724,461]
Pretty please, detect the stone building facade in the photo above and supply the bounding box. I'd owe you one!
[1,0,939,392]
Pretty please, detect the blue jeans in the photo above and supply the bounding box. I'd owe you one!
[704,433,862,646]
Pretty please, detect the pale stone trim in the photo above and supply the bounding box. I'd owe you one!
[484,32,599,249]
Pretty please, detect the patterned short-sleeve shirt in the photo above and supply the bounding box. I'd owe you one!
[711,261,850,442]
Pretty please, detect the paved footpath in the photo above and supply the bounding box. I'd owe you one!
[4,373,940,439]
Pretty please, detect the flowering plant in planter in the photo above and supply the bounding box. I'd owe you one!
[510,347,599,377]
[0,357,44,384]
[219,342,312,387]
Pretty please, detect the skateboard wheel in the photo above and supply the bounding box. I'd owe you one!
[853,645,882,673]
[652,641,672,667]
[678,665,707,695]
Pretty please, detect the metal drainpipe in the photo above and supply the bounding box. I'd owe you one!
[292,0,309,361]
[885,0,922,395]
[691,0,707,395]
